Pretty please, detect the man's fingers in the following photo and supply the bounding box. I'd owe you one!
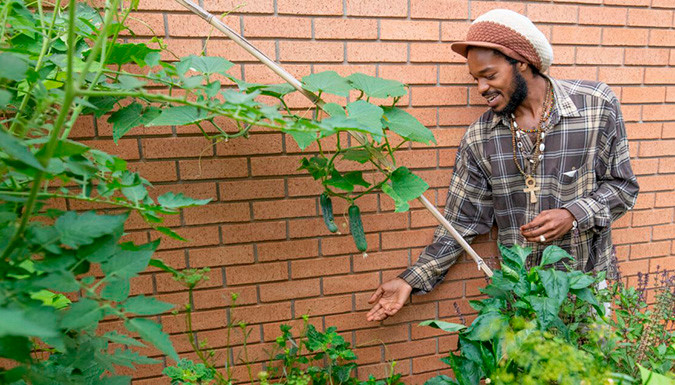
[367,305,388,321]
[384,303,402,315]
[368,287,383,304]
[366,302,382,318]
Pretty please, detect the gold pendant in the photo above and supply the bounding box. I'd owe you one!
[523,175,540,204]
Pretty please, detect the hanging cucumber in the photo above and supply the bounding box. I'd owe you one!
[320,193,338,233]
[348,204,367,252]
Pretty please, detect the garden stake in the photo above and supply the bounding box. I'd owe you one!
[174,0,493,278]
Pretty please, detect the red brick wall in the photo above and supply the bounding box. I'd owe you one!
[78,1,675,383]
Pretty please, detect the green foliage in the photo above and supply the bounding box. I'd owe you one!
[163,359,216,385]
[422,245,675,385]
[490,322,611,385]
[587,271,675,383]
[422,244,610,385]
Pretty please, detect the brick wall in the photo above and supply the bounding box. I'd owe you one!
[78,0,675,383]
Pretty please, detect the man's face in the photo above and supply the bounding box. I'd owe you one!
[467,48,528,116]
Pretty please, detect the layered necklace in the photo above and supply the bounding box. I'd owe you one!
[509,80,554,204]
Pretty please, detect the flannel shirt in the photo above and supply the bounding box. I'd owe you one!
[400,76,639,294]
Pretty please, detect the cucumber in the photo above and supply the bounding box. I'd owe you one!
[320,193,338,233]
[348,204,367,252]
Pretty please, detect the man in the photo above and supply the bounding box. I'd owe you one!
[366,9,639,322]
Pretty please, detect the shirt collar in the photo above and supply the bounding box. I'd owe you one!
[485,75,580,130]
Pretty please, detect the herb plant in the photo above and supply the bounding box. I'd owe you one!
[420,244,610,385]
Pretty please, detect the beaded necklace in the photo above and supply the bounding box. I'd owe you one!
[509,80,554,204]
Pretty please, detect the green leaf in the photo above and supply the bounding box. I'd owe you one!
[46,139,89,158]
[526,296,560,330]
[29,290,71,309]
[31,271,80,293]
[157,192,211,209]
[0,336,32,362]
[0,89,12,108]
[324,170,370,192]
[390,166,429,202]
[498,243,530,271]
[568,271,595,290]
[104,331,145,348]
[287,130,316,150]
[302,71,352,97]
[347,72,407,99]
[540,245,572,267]
[116,74,146,89]
[538,269,570,307]
[101,240,158,279]
[180,55,234,75]
[109,348,160,367]
[148,258,180,277]
[381,183,409,212]
[322,102,346,117]
[298,156,329,180]
[146,106,208,127]
[423,375,459,385]
[156,226,187,241]
[55,211,128,248]
[340,148,370,163]
[320,115,376,136]
[572,287,603,316]
[109,103,161,143]
[125,318,179,362]
[346,100,384,137]
[61,298,105,330]
[0,130,47,172]
[83,96,120,118]
[382,107,436,144]
[120,171,149,204]
[0,53,28,81]
[465,312,508,341]
[122,295,174,315]
[638,364,674,385]
[418,320,466,333]
[106,43,160,66]
[101,277,130,302]
[0,308,58,338]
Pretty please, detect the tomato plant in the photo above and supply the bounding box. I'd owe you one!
[0,0,437,383]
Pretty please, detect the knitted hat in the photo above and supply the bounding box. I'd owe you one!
[451,9,553,73]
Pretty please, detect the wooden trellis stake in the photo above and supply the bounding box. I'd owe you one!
[174,0,493,278]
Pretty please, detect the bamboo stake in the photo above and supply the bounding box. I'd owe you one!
[174,0,493,278]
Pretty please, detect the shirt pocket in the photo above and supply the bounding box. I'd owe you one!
[551,164,595,207]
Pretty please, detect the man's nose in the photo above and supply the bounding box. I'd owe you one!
[477,79,489,94]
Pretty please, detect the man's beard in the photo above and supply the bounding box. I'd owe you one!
[494,67,528,116]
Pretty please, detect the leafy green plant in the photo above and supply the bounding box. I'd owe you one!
[420,244,608,385]
[165,270,403,385]
[587,269,675,382]
[163,359,216,385]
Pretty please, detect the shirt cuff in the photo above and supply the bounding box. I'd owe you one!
[563,198,609,232]
[398,262,442,295]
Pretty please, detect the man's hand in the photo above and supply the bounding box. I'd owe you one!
[366,278,413,322]
[520,208,575,243]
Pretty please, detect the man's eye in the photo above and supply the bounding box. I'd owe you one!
[487,74,496,80]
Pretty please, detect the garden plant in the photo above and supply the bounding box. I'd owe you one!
[0,0,435,383]
[420,245,675,385]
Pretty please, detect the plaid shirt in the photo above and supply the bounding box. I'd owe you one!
[400,76,639,294]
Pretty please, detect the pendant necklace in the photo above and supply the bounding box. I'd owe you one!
[509,80,554,204]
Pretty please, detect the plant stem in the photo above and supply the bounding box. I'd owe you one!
[0,190,161,212]
[0,0,79,261]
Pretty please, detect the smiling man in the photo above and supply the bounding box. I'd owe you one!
[367,9,639,322]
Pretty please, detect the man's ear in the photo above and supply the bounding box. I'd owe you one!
[516,61,529,74]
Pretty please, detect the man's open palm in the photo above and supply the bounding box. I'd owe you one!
[366,278,413,321]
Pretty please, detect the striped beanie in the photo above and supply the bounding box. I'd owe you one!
[451,9,554,73]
